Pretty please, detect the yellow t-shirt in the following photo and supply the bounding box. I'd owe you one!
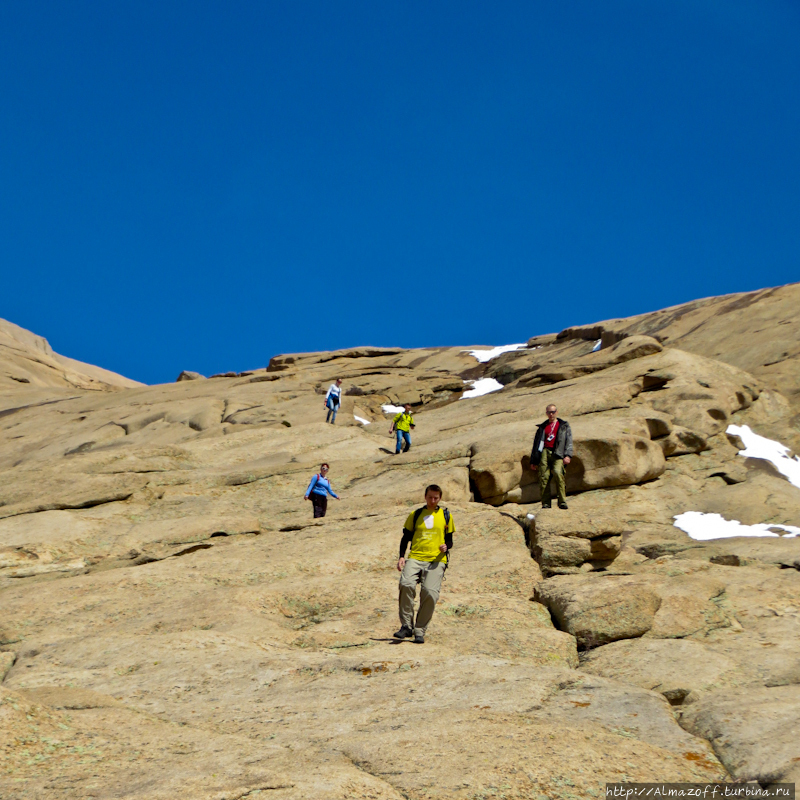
[403,507,455,563]
[393,412,415,432]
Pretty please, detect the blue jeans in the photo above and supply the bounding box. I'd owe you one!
[396,429,411,453]
[326,398,338,423]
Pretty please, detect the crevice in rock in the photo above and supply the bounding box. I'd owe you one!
[0,492,136,520]
[169,544,214,557]
[468,474,483,504]
[340,752,413,799]
[0,396,81,420]
[707,472,742,485]
[279,523,323,532]
[663,688,690,706]
[497,510,530,549]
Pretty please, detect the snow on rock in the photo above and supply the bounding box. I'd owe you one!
[463,344,526,363]
[381,404,405,414]
[591,339,602,352]
[460,378,504,399]
[354,415,370,425]
[674,511,800,541]
[727,424,800,489]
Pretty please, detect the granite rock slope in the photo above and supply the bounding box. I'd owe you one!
[0,318,142,392]
[1,284,799,798]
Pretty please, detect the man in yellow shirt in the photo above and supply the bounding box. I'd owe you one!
[390,404,415,454]
[394,484,455,644]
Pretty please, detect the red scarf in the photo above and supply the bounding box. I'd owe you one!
[544,419,560,449]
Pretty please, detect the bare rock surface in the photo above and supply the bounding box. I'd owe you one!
[680,686,800,784]
[0,318,141,391]
[1,286,800,797]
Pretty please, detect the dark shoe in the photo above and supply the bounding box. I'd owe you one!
[558,502,569,510]
[541,503,551,509]
[393,626,413,639]
[413,632,425,644]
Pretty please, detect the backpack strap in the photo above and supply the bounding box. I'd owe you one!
[308,474,319,494]
[410,505,450,530]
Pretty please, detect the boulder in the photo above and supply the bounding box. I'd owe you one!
[530,509,629,575]
[680,686,800,784]
[581,638,740,704]
[534,575,662,648]
[176,370,205,381]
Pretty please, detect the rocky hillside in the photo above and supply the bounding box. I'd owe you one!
[0,318,142,392]
[1,283,798,799]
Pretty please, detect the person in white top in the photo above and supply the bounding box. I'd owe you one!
[325,379,343,424]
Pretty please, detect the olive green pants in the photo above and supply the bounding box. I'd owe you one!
[539,449,567,506]
[399,558,446,636]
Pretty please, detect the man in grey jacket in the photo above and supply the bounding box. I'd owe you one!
[529,404,573,509]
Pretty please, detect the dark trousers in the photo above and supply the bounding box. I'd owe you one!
[311,493,327,518]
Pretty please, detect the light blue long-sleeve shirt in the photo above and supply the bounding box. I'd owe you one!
[306,474,338,498]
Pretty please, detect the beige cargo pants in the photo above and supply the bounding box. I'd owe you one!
[399,558,446,636]
[539,449,567,506]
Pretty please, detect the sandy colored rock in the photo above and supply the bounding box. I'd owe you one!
[1,287,799,797]
[580,638,740,702]
[534,575,662,648]
[680,686,800,784]
[530,509,630,574]
[176,370,205,381]
[0,317,141,391]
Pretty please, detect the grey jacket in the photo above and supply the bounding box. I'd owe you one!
[530,418,573,461]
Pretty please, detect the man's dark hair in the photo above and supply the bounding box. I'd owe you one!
[425,484,443,497]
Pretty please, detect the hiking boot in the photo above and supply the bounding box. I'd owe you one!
[393,626,413,639]
[413,632,425,644]
[541,503,551,509]
[558,502,569,510]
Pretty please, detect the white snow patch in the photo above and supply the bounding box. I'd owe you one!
[674,511,800,541]
[460,378,504,399]
[463,344,527,363]
[381,404,405,415]
[727,424,800,489]
[592,339,602,352]
[354,415,371,425]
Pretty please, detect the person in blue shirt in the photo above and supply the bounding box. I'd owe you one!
[324,379,343,423]
[304,463,341,518]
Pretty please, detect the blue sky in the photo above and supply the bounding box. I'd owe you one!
[2,1,798,385]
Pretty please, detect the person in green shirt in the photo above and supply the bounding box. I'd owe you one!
[394,484,455,644]
[390,404,415,454]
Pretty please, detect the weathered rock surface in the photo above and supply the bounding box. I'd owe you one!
[0,317,141,391]
[176,370,205,381]
[680,686,800,784]
[1,285,799,797]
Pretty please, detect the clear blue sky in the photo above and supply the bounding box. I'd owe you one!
[2,2,798,385]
